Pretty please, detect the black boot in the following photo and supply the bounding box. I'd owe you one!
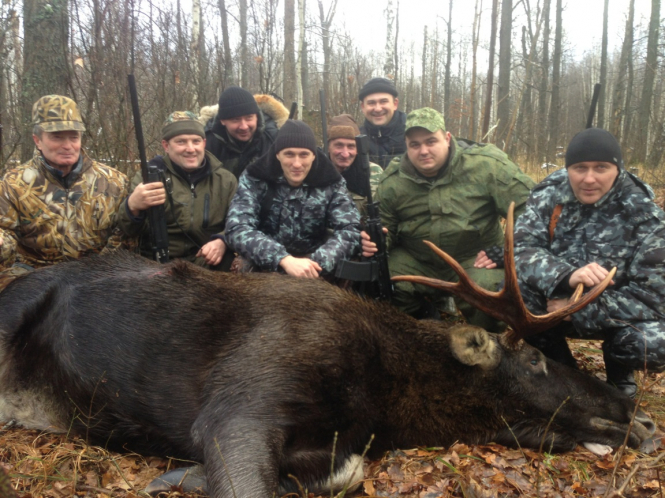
[525,324,578,369]
[603,345,637,399]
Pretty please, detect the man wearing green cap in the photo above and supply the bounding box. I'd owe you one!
[118,111,238,269]
[362,107,534,328]
[0,95,132,290]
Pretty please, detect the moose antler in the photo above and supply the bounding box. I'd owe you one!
[392,202,616,338]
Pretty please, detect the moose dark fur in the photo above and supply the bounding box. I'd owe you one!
[0,253,655,497]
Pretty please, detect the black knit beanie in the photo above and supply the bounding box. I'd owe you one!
[274,120,317,154]
[217,86,260,120]
[358,77,399,101]
[565,128,623,169]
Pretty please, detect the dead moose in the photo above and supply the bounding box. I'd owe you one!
[0,205,656,498]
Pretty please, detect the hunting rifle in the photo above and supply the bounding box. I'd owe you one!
[335,135,393,300]
[319,89,328,153]
[127,74,169,264]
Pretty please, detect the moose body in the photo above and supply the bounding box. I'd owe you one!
[0,252,655,497]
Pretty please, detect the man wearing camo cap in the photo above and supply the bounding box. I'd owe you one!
[0,95,132,290]
[361,107,534,328]
[118,111,237,269]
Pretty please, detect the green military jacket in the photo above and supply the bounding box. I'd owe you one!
[118,151,237,266]
[0,154,131,271]
[377,138,535,268]
[347,161,384,219]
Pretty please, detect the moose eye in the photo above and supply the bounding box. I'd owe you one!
[530,359,539,366]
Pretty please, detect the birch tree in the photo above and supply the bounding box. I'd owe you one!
[284,0,296,103]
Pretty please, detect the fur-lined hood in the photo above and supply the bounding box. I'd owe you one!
[198,94,289,128]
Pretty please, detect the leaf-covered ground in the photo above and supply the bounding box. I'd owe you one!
[2,339,665,498]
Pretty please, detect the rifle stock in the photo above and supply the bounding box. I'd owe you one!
[127,74,169,264]
[335,135,393,300]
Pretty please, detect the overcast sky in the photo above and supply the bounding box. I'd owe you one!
[330,0,657,60]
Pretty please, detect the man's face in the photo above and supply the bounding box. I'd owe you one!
[567,161,619,204]
[360,93,398,127]
[328,138,357,173]
[405,128,451,177]
[276,148,315,187]
[220,114,258,142]
[162,134,206,170]
[33,130,81,171]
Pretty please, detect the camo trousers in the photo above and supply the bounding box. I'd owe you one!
[389,246,505,332]
[520,284,665,372]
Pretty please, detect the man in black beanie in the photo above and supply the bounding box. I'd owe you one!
[200,86,288,179]
[358,77,406,169]
[225,120,361,278]
[514,128,665,398]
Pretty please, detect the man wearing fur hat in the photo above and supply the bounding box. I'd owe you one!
[514,128,665,397]
[118,111,237,269]
[199,86,289,179]
[359,77,406,169]
[0,95,132,290]
[327,114,383,217]
[225,120,361,278]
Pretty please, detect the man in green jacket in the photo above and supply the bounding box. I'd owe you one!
[118,112,238,269]
[361,108,534,329]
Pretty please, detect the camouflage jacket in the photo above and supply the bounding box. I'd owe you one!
[0,154,130,270]
[360,110,407,169]
[225,148,361,274]
[201,95,289,179]
[378,138,535,268]
[117,151,237,264]
[514,168,665,332]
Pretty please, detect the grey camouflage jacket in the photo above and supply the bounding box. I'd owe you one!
[514,168,665,333]
[225,148,361,273]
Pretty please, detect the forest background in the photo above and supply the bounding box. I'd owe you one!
[1,0,665,188]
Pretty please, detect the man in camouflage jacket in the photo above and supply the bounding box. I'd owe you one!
[0,95,131,291]
[361,108,534,329]
[225,120,361,278]
[199,87,289,179]
[515,128,665,397]
[117,112,237,269]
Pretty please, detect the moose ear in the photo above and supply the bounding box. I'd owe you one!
[448,325,501,370]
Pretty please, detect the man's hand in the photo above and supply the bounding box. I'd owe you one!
[546,298,573,321]
[280,255,322,278]
[197,239,226,266]
[569,262,615,288]
[127,182,166,216]
[360,227,388,258]
[473,250,497,269]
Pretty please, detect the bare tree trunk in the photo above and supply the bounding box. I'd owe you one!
[317,0,337,105]
[430,29,438,108]
[482,0,499,139]
[218,0,233,87]
[421,26,428,108]
[383,0,395,78]
[597,0,608,128]
[191,0,201,108]
[537,0,550,162]
[496,0,512,147]
[469,0,482,140]
[444,0,453,118]
[394,0,400,88]
[296,0,305,116]
[301,39,309,109]
[239,0,249,88]
[634,0,660,165]
[548,0,562,161]
[610,0,634,140]
[284,0,296,103]
[22,0,70,160]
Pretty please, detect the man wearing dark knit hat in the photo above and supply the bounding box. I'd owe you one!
[199,87,289,179]
[225,120,361,278]
[514,128,665,398]
[358,77,406,169]
[327,114,383,217]
[118,111,238,269]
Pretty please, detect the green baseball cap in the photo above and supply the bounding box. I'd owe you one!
[32,95,86,132]
[405,107,446,133]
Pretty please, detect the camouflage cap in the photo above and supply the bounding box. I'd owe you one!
[32,95,86,132]
[162,111,205,141]
[405,107,446,134]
